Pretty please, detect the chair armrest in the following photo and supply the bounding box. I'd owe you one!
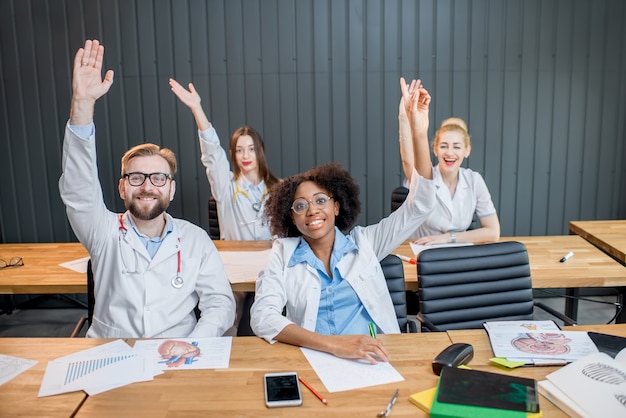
[415,313,443,332]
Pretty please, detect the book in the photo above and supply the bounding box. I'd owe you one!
[539,351,626,417]
[429,366,542,418]
[408,386,437,413]
[483,320,599,365]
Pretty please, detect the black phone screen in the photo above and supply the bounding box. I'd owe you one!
[265,374,301,402]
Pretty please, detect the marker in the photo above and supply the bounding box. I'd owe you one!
[394,254,417,264]
[368,322,377,339]
[560,251,574,263]
[298,376,328,405]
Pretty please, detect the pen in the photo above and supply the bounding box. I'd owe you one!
[368,322,377,339]
[560,251,574,263]
[393,253,417,264]
[377,388,399,417]
[298,376,328,405]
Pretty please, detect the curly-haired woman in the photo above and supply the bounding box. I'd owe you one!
[250,160,435,364]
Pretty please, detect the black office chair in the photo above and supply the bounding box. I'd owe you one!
[208,196,221,240]
[415,241,576,332]
[70,259,94,337]
[381,254,417,333]
[390,186,409,213]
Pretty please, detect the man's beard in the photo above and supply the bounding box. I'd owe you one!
[124,194,170,221]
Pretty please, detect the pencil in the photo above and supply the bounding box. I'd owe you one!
[298,376,328,405]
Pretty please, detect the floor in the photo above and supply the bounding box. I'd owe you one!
[0,290,621,337]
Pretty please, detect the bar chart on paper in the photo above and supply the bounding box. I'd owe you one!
[64,355,135,385]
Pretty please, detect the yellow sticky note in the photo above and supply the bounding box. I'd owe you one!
[490,357,526,368]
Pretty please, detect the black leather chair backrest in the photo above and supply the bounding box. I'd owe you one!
[417,241,534,331]
[208,196,221,240]
[390,187,409,213]
[380,254,416,333]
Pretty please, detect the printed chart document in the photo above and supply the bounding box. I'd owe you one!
[409,242,472,256]
[39,339,154,397]
[300,347,404,392]
[484,321,599,364]
[58,256,90,273]
[539,351,626,417]
[218,250,271,283]
[0,354,37,386]
[133,337,232,372]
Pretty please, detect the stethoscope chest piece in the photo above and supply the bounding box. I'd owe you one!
[171,276,184,289]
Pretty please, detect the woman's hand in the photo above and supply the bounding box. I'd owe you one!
[412,234,451,245]
[326,335,390,365]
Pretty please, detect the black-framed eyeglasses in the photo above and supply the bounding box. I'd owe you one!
[291,194,333,215]
[123,172,173,187]
[0,257,24,269]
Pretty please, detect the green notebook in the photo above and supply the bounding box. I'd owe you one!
[429,367,541,418]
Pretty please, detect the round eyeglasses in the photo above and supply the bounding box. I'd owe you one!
[0,257,24,269]
[291,194,333,215]
[123,172,172,187]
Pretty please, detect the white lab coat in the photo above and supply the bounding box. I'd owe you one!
[59,123,235,338]
[250,171,435,342]
[199,126,271,240]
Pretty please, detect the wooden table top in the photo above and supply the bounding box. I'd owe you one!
[0,338,111,418]
[447,323,626,418]
[0,242,88,294]
[76,333,452,417]
[0,241,272,294]
[395,235,626,291]
[570,220,626,264]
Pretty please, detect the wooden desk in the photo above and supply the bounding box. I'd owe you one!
[570,220,626,265]
[395,235,626,290]
[0,241,271,295]
[395,235,626,321]
[446,324,626,418]
[0,338,113,418]
[0,333,451,417]
[0,243,88,294]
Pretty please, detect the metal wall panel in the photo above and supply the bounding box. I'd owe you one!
[0,0,625,244]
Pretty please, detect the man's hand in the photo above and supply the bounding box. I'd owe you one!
[70,39,114,126]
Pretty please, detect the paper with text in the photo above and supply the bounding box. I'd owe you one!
[133,337,232,372]
[300,347,404,392]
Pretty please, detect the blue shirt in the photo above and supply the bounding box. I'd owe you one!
[288,228,377,336]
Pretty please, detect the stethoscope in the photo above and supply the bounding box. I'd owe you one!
[118,214,184,289]
[233,181,268,212]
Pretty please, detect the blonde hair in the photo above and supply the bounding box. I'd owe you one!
[434,117,471,149]
[120,143,177,177]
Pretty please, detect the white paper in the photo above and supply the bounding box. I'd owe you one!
[132,337,232,372]
[218,250,270,283]
[545,352,626,417]
[488,330,599,363]
[483,320,562,333]
[38,340,154,397]
[409,241,473,256]
[300,348,404,393]
[0,354,37,386]
[58,256,90,273]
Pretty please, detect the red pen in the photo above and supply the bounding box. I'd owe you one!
[298,376,328,405]
[394,254,417,264]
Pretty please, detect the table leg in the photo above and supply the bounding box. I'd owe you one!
[565,288,579,322]
[616,288,626,324]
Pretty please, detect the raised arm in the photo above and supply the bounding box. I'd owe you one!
[169,78,211,131]
[399,77,432,180]
[70,40,114,125]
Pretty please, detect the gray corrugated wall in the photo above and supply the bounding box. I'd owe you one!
[0,0,624,243]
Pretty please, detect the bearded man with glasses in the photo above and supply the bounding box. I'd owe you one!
[59,40,235,339]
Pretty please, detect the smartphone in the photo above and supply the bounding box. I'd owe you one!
[263,372,303,408]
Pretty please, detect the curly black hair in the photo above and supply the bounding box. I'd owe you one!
[264,162,361,237]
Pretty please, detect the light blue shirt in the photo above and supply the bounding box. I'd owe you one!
[288,228,377,336]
